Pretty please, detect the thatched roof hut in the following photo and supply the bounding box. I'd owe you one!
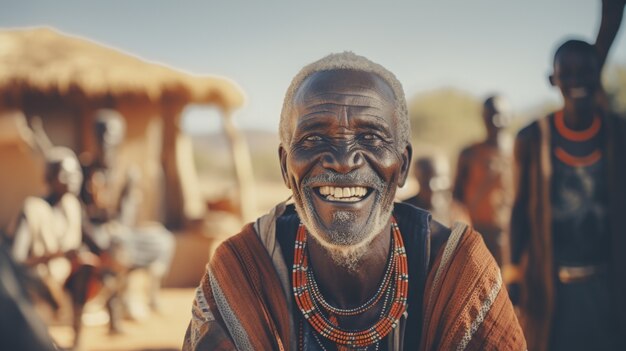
[0,27,253,231]
[0,27,243,109]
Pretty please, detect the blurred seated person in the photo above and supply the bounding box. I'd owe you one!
[403,154,471,226]
[9,146,98,349]
[79,109,174,330]
[453,95,513,267]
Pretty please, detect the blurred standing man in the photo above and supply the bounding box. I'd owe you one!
[453,95,513,267]
[510,1,626,350]
[184,52,524,351]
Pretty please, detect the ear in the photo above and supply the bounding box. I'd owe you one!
[548,74,556,87]
[278,144,291,189]
[397,144,413,188]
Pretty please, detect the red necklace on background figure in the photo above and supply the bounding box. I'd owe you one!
[554,110,603,167]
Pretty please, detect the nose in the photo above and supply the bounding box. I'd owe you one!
[321,146,364,174]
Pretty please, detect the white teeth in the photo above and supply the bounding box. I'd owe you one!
[318,186,368,200]
[334,187,343,197]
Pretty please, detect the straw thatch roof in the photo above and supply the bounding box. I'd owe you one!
[0,27,244,111]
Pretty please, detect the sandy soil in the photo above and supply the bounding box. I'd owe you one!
[49,288,195,351]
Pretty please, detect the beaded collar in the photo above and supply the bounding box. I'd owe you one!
[293,217,409,349]
[553,110,603,167]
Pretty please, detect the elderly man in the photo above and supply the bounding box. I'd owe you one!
[184,53,524,351]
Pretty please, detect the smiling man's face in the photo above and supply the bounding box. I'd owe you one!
[280,69,411,251]
[551,47,600,114]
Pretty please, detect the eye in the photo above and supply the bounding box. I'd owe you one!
[304,135,323,142]
[361,133,382,141]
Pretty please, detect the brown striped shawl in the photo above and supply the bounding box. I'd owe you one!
[183,203,525,351]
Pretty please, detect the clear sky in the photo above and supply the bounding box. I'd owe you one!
[2,0,626,133]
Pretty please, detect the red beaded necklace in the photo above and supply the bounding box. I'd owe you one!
[554,110,603,167]
[293,217,409,349]
[554,110,601,142]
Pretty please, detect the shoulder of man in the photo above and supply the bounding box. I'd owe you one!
[421,223,526,350]
[22,197,52,222]
[607,112,626,128]
[515,117,543,143]
[459,142,484,157]
[428,219,451,267]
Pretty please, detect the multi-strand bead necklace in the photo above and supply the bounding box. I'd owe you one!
[293,218,409,350]
[553,110,603,167]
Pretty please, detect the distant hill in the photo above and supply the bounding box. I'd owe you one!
[189,94,560,184]
[190,129,283,182]
[408,87,559,160]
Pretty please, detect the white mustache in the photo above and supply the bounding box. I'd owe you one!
[302,170,385,193]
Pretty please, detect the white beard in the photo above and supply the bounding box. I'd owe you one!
[294,196,393,272]
[290,169,396,271]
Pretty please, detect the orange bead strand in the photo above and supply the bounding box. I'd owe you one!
[292,218,409,349]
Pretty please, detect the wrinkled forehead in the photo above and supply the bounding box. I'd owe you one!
[294,70,396,107]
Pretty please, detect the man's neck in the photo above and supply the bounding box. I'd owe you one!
[485,131,504,147]
[45,192,64,206]
[562,104,596,130]
[306,223,391,310]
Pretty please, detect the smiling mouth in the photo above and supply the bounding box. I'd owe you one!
[316,185,371,202]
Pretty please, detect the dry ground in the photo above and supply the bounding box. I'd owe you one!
[49,288,195,351]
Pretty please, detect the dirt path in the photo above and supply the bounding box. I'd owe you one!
[49,288,195,351]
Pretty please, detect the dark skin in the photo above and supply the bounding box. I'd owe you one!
[83,116,126,222]
[44,163,69,206]
[279,70,411,329]
[453,96,512,233]
[413,156,449,210]
[596,0,626,69]
[549,48,601,130]
[94,117,125,169]
[482,97,510,147]
[15,161,78,267]
[547,0,625,130]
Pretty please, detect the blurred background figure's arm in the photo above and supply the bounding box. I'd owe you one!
[596,0,626,68]
[506,128,534,303]
[452,148,470,205]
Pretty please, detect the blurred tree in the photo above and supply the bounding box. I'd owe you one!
[408,88,484,160]
[605,63,626,116]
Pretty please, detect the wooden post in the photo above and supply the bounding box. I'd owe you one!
[221,110,256,222]
[161,100,186,229]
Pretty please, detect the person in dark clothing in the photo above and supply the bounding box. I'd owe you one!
[509,2,626,349]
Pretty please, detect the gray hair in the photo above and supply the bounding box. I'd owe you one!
[279,52,409,149]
